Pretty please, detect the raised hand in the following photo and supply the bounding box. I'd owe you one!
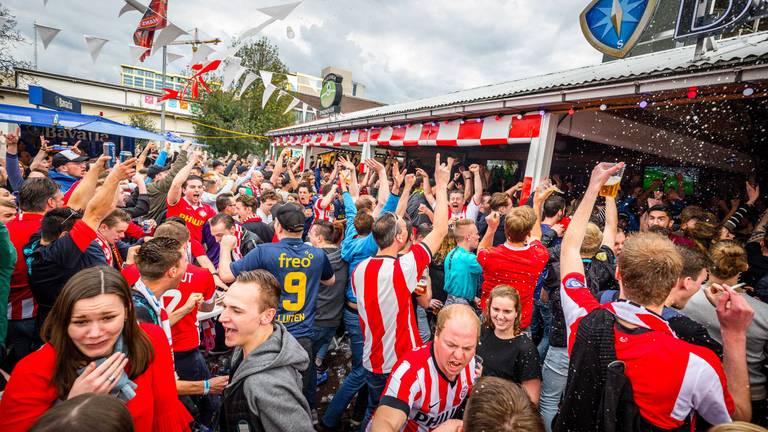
[433,153,454,188]
[67,352,129,399]
[746,181,760,205]
[588,162,624,190]
[486,210,500,231]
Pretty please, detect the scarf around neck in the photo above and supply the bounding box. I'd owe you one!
[77,335,137,402]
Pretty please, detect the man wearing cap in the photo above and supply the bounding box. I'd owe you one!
[218,202,335,405]
[49,149,89,193]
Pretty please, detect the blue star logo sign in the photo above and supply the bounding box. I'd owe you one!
[580,0,659,58]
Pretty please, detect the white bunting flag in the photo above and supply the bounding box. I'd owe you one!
[190,44,213,65]
[237,73,259,98]
[286,74,298,91]
[262,83,277,108]
[237,17,277,43]
[286,26,295,39]
[129,45,147,63]
[257,1,302,20]
[259,70,273,87]
[166,52,185,64]
[118,1,143,16]
[35,24,61,49]
[283,96,301,114]
[43,0,49,5]
[222,57,245,90]
[152,23,187,55]
[84,35,109,62]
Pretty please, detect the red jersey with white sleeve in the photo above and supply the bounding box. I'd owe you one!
[162,264,216,352]
[7,213,43,320]
[560,272,734,429]
[448,197,479,221]
[371,343,476,432]
[313,198,335,222]
[166,197,214,243]
[353,243,432,374]
[477,240,549,329]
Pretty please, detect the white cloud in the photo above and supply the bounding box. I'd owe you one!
[3,0,603,103]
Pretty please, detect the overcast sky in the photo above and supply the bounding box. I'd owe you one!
[3,0,603,104]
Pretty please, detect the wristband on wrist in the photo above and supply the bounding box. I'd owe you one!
[203,379,210,395]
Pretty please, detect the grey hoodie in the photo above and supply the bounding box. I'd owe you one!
[228,322,314,431]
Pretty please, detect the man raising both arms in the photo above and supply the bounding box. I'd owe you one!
[166,150,214,243]
[554,162,753,431]
[354,153,452,427]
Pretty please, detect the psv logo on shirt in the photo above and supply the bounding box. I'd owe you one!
[198,209,207,218]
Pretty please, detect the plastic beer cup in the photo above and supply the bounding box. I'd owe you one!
[599,163,625,198]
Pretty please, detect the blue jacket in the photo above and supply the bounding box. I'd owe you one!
[48,170,80,193]
[340,192,399,303]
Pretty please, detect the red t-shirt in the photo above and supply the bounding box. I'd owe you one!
[190,238,206,259]
[7,213,43,320]
[122,263,215,352]
[161,264,216,352]
[477,240,549,329]
[166,197,214,243]
[0,323,192,432]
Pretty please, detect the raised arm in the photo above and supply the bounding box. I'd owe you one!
[479,211,500,251]
[167,151,200,207]
[416,168,436,208]
[319,183,338,210]
[749,208,768,244]
[715,284,754,422]
[136,142,154,171]
[390,161,406,196]
[270,148,290,185]
[82,159,137,231]
[422,154,453,254]
[602,196,618,252]
[396,174,416,218]
[470,164,483,204]
[561,163,623,279]
[365,158,389,218]
[67,155,110,212]
[461,168,472,203]
[530,181,554,242]
[338,156,359,199]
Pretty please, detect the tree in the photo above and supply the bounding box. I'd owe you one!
[194,37,295,157]
[0,6,31,85]
[128,113,159,147]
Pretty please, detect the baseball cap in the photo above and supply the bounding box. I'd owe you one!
[146,165,169,179]
[272,203,305,233]
[52,150,88,168]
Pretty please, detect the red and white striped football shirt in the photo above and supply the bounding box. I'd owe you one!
[313,199,335,222]
[7,213,42,320]
[353,243,432,374]
[371,343,476,432]
[448,197,479,221]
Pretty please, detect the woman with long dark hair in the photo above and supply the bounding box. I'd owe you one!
[476,285,542,406]
[0,266,191,432]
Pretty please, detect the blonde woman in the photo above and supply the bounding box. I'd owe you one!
[476,285,541,406]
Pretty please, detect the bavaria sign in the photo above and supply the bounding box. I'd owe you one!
[581,0,768,58]
[28,85,82,114]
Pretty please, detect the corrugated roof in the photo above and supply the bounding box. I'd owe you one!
[271,31,768,135]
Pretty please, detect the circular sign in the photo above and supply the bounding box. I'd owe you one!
[320,80,337,109]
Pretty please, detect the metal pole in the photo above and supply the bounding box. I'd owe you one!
[33,20,38,70]
[160,45,167,135]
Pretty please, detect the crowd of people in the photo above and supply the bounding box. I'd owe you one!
[0,133,765,432]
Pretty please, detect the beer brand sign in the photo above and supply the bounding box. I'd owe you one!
[581,0,768,57]
[580,0,660,58]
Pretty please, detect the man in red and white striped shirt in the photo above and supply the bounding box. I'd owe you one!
[313,183,337,222]
[6,178,62,366]
[369,304,480,432]
[354,154,454,428]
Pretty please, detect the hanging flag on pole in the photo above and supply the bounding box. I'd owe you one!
[132,0,168,61]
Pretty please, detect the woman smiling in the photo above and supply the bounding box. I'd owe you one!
[0,266,191,432]
[476,285,542,406]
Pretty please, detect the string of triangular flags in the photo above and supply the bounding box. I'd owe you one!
[28,0,316,115]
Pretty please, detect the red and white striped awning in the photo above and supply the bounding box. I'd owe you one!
[271,114,541,148]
